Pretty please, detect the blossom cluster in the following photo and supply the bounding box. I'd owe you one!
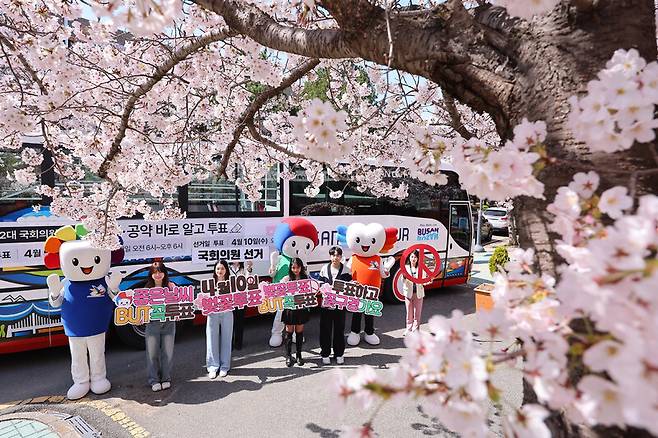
[450,119,546,201]
[547,176,658,433]
[336,182,657,435]
[290,98,353,162]
[333,305,554,437]
[92,0,183,36]
[568,49,658,152]
[405,125,449,186]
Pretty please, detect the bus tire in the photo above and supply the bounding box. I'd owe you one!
[381,262,405,304]
[114,324,146,350]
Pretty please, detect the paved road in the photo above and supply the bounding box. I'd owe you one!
[1,279,521,437]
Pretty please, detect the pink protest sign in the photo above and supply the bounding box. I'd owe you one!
[320,280,383,317]
[114,286,196,325]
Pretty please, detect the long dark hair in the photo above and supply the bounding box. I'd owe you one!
[288,257,307,280]
[213,259,230,282]
[407,250,420,268]
[145,261,170,288]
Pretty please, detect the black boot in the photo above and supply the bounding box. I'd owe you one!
[296,331,305,366]
[285,332,294,367]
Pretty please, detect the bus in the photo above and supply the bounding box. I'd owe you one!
[0,143,473,353]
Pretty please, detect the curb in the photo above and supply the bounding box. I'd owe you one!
[0,396,150,438]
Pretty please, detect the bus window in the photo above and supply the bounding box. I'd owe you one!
[188,165,282,216]
[0,149,43,218]
[339,183,377,214]
[237,165,281,213]
[188,176,239,213]
[449,203,472,251]
[290,168,325,215]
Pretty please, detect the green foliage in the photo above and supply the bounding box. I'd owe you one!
[302,67,330,101]
[245,81,267,95]
[489,246,510,275]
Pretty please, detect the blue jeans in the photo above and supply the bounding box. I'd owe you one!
[145,321,176,385]
[206,312,233,373]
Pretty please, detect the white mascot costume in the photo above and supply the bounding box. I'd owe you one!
[44,224,124,400]
[268,217,319,347]
[337,223,397,346]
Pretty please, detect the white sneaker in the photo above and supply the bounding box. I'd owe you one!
[403,329,409,337]
[161,381,171,390]
[346,331,361,346]
[336,356,345,365]
[322,357,331,365]
[219,370,228,378]
[208,370,217,379]
[151,383,162,392]
[364,333,380,345]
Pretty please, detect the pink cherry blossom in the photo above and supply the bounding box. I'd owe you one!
[599,186,633,219]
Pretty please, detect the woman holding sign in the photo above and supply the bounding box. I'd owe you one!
[402,250,428,335]
[206,260,234,379]
[144,261,176,392]
[281,258,310,367]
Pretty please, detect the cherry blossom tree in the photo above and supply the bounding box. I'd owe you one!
[0,0,657,436]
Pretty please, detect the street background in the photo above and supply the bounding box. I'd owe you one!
[0,236,518,438]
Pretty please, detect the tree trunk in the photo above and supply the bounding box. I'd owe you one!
[487,3,657,437]
[500,1,657,276]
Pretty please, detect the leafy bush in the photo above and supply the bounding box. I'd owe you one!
[489,246,510,275]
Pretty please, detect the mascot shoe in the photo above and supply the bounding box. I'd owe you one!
[364,333,381,346]
[346,331,361,346]
[67,382,90,400]
[91,378,111,395]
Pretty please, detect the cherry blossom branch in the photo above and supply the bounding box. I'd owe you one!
[217,57,320,177]
[246,122,305,160]
[0,38,25,105]
[97,29,232,179]
[440,93,474,140]
[0,33,47,95]
[193,0,359,59]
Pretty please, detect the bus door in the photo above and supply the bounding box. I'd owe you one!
[443,201,473,286]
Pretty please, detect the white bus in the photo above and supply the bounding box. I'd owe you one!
[0,146,473,352]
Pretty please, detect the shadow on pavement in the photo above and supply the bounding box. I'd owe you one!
[0,286,474,406]
[305,422,341,438]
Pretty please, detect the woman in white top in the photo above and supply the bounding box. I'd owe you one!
[402,250,428,335]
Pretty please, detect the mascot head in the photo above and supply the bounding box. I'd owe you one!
[337,223,397,257]
[273,217,319,262]
[43,224,124,282]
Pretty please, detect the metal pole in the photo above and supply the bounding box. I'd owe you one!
[474,198,485,252]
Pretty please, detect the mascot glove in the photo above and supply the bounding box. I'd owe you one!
[105,271,124,293]
[383,256,395,270]
[269,250,280,274]
[46,273,63,298]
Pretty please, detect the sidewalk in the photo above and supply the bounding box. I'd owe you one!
[469,235,510,287]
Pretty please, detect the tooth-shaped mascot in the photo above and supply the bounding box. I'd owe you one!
[44,225,124,400]
[337,223,397,346]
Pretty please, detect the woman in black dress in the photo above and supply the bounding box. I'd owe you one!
[281,257,310,367]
